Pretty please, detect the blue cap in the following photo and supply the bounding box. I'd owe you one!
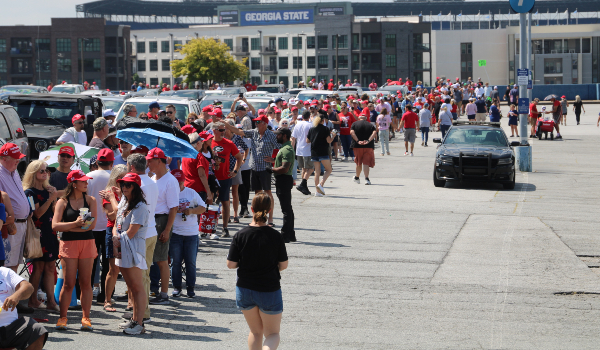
[274,98,285,103]
[148,101,161,110]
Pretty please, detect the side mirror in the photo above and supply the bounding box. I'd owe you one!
[510,141,520,147]
[433,138,442,143]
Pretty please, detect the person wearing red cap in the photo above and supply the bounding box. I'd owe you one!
[327,79,334,91]
[405,77,413,92]
[169,169,206,297]
[145,148,179,305]
[55,114,87,146]
[204,108,224,132]
[560,95,569,126]
[86,148,115,304]
[52,169,97,331]
[369,79,378,91]
[182,131,214,204]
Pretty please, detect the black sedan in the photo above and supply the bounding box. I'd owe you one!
[433,122,520,189]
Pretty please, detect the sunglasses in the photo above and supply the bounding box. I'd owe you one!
[166,111,173,115]
[74,121,84,125]
[120,182,134,188]
[255,121,263,124]
[39,168,50,174]
[217,129,226,132]
[119,140,130,145]
[59,154,73,158]
[268,112,274,114]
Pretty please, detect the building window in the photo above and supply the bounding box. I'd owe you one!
[318,36,328,49]
[385,34,396,48]
[0,80,7,86]
[293,76,303,85]
[307,36,315,49]
[79,58,100,72]
[57,59,71,72]
[174,40,183,50]
[333,35,348,49]
[137,60,146,72]
[0,40,5,53]
[162,59,170,71]
[544,58,562,74]
[338,75,348,83]
[318,75,328,83]
[352,34,359,50]
[250,38,259,51]
[279,57,288,69]
[307,56,316,69]
[137,41,145,54]
[582,38,591,54]
[0,60,6,73]
[386,54,396,67]
[293,57,303,69]
[318,56,328,69]
[460,43,472,54]
[56,39,71,52]
[386,74,397,81]
[333,55,348,69]
[460,42,473,81]
[544,39,563,54]
[35,39,50,52]
[279,76,289,88]
[150,78,158,86]
[278,37,288,50]
[251,57,260,70]
[149,59,158,71]
[223,39,233,50]
[292,37,302,50]
[544,77,562,84]
[161,77,170,85]
[78,38,100,52]
[10,38,32,54]
[161,41,170,53]
[149,41,157,53]
[38,59,51,72]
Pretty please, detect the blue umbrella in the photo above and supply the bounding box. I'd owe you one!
[116,128,198,159]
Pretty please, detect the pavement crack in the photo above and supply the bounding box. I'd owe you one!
[429,214,471,282]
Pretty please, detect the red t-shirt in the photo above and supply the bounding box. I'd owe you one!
[173,85,180,91]
[244,83,252,91]
[327,83,334,90]
[47,85,53,92]
[401,111,419,129]
[553,100,560,113]
[451,104,458,113]
[182,153,209,192]
[211,138,239,181]
[338,112,355,135]
[147,113,158,120]
[405,80,413,91]
[102,192,121,228]
[529,103,538,118]
[162,87,170,92]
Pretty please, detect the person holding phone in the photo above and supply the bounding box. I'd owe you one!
[52,170,97,331]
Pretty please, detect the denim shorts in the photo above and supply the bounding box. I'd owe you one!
[236,286,283,315]
[310,155,329,162]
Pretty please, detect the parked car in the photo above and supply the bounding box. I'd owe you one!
[0,104,29,174]
[204,86,247,97]
[287,88,309,97]
[363,90,392,101]
[199,96,237,112]
[127,89,161,98]
[115,97,201,124]
[296,90,352,103]
[80,90,110,97]
[1,85,49,94]
[100,95,128,114]
[256,84,286,94]
[50,84,85,94]
[163,89,206,102]
[337,86,364,94]
[433,121,519,190]
[7,93,102,160]
[379,84,408,96]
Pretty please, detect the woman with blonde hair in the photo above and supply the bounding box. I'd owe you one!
[572,95,585,125]
[306,111,334,197]
[23,160,60,312]
[227,192,288,350]
[186,112,198,125]
[98,164,128,312]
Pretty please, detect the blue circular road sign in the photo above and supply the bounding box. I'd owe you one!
[510,0,535,13]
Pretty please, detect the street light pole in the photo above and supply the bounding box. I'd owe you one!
[336,34,339,87]
[297,33,300,86]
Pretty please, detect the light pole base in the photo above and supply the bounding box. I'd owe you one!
[515,145,532,172]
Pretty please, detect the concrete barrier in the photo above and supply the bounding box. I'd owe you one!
[424,84,600,101]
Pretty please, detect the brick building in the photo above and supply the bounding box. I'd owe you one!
[0,18,131,90]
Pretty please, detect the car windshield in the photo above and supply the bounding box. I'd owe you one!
[444,128,508,147]
[159,91,175,96]
[257,86,279,93]
[101,99,125,112]
[172,91,199,98]
[204,91,223,96]
[10,99,80,125]
[199,99,234,110]
[246,100,271,110]
[116,101,189,123]
[0,86,38,94]
[51,86,77,94]
[297,92,330,102]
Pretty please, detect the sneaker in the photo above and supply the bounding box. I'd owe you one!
[209,234,220,240]
[198,239,207,246]
[316,184,325,195]
[149,295,170,305]
[92,287,100,298]
[410,153,414,157]
[353,176,360,184]
[123,321,145,335]
[344,157,348,162]
[424,143,428,147]
[37,290,47,302]
[172,289,182,298]
[387,152,391,155]
[186,290,196,298]
[404,152,408,156]
[296,185,311,196]
[222,228,230,238]
[315,192,324,197]
[118,318,134,329]
[80,317,93,331]
[56,317,68,330]
[242,209,251,218]
[421,142,424,146]
[365,178,371,185]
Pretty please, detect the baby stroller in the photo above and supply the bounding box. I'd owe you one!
[535,115,555,140]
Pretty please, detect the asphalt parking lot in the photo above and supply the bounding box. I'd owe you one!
[38,104,600,349]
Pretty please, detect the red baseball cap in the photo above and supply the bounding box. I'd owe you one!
[97,148,115,162]
[202,106,213,112]
[296,99,303,104]
[0,143,25,160]
[131,145,149,155]
[209,109,223,118]
[72,114,85,124]
[330,79,333,82]
[146,147,166,160]
[253,115,269,124]
[561,95,566,99]
[324,105,332,110]
[274,108,281,113]
[59,146,74,156]
[67,170,92,183]
[303,101,310,105]
[198,131,214,142]
[291,107,298,111]
[171,169,184,182]
[181,125,195,134]
[361,100,369,105]
[117,172,141,187]
[257,109,266,116]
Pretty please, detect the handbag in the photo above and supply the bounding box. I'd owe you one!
[0,192,16,238]
[23,217,43,259]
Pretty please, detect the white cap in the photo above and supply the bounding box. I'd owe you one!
[239,101,248,107]
[289,98,296,105]
[270,103,276,107]
[103,109,116,117]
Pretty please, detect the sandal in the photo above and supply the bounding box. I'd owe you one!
[233,217,239,223]
[268,223,275,227]
[104,303,117,312]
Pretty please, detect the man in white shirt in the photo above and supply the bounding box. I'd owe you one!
[475,85,485,99]
[146,148,179,305]
[85,148,113,304]
[168,170,206,298]
[291,111,314,195]
[92,81,99,90]
[123,153,158,323]
[55,114,88,145]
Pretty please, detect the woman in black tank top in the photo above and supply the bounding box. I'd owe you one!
[51,170,98,331]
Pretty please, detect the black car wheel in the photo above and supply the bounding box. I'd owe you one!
[503,170,516,190]
[433,169,446,187]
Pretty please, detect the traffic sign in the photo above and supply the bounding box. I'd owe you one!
[478,60,487,67]
[518,98,530,114]
[517,68,529,86]
[527,80,532,89]
[510,0,535,14]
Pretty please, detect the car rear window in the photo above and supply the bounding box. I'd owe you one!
[116,101,189,123]
[444,129,508,147]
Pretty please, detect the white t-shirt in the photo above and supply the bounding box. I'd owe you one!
[85,169,111,229]
[152,172,179,215]
[0,267,25,327]
[56,129,87,145]
[172,187,206,236]
[139,174,158,239]
[291,120,312,157]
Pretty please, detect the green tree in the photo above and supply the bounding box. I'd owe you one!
[132,73,140,83]
[171,38,248,86]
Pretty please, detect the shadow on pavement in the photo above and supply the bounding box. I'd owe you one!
[295,241,349,248]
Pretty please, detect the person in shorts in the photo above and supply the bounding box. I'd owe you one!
[350,114,377,185]
[291,111,315,195]
[399,104,420,156]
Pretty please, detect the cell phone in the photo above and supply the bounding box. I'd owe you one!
[81,217,95,230]
[239,93,244,98]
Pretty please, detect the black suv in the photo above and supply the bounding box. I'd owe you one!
[0,105,29,174]
[433,121,520,189]
[7,93,102,160]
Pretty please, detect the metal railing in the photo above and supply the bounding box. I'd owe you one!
[260,65,277,73]
[361,42,381,50]
[361,63,381,70]
[413,62,431,70]
[232,46,249,55]
[259,46,277,54]
[10,47,32,55]
[413,43,430,50]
